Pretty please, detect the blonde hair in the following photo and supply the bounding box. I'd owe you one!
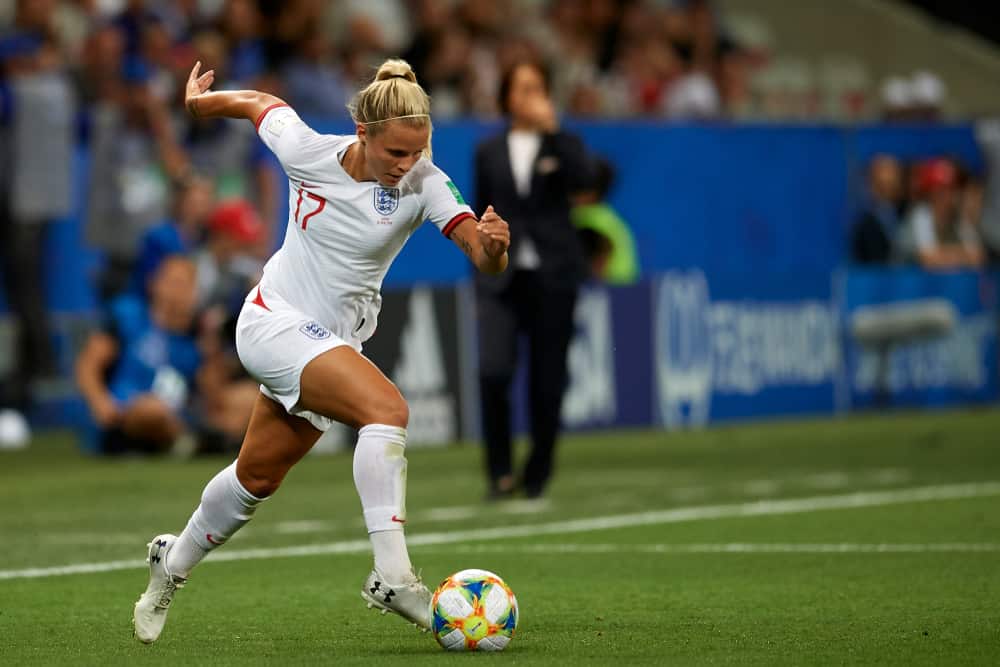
[349,59,433,158]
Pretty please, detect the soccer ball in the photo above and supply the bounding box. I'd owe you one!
[431,569,518,651]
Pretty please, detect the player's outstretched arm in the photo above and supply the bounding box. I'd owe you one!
[184,61,286,124]
[450,206,510,275]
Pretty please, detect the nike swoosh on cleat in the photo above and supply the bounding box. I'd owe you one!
[391,515,406,524]
[206,533,225,545]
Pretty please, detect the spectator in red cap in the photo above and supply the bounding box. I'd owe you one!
[190,198,267,455]
[197,198,265,309]
[208,198,265,243]
[900,158,984,270]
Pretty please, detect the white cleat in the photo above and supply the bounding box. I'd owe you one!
[133,534,186,644]
[361,568,432,631]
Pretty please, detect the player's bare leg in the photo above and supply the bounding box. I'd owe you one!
[298,347,431,630]
[134,346,427,643]
[133,394,319,643]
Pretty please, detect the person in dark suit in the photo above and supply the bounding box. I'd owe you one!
[851,154,905,264]
[473,59,595,500]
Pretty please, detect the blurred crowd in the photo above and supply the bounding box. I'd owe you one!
[0,0,988,454]
[850,154,1000,269]
[879,70,948,123]
[0,0,766,124]
[0,0,291,453]
[0,0,686,454]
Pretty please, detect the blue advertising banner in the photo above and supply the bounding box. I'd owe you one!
[20,269,1000,441]
[839,269,999,409]
[507,283,655,436]
[511,271,843,437]
[651,270,841,428]
[559,283,655,431]
[545,267,998,437]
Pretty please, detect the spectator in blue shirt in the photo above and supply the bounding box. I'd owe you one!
[76,256,202,454]
[132,175,216,295]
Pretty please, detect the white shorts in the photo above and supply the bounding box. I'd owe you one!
[235,284,359,432]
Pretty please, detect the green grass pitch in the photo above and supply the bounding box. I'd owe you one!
[2,409,999,665]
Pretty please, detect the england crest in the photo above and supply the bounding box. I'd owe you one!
[374,187,400,215]
[299,321,332,340]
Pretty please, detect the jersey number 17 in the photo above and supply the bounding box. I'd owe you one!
[294,188,326,230]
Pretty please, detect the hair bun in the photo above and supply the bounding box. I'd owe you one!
[375,59,417,83]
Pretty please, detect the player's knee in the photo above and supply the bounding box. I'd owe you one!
[380,396,409,429]
[363,392,409,428]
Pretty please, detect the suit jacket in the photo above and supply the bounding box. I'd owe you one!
[473,128,595,293]
[850,211,893,264]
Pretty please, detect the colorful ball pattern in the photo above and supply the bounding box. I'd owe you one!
[431,569,518,651]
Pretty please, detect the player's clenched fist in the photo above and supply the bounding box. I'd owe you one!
[476,205,510,258]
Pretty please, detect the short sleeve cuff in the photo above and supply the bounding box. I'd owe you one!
[442,212,475,238]
[254,103,291,134]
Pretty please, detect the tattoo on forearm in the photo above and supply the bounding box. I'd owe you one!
[456,235,474,257]
[187,98,200,118]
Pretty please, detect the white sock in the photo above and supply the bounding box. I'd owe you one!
[167,461,265,578]
[353,424,413,581]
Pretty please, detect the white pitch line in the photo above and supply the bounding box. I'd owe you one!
[40,533,146,545]
[422,506,481,522]
[2,481,998,581]
[0,558,150,579]
[274,520,338,534]
[423,499,551,522]
[279,499,553,530]
[412,543,1000,555]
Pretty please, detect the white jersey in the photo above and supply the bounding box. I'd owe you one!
[254,103,474,346]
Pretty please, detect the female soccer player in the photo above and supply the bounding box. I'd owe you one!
[133,59,510,643]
